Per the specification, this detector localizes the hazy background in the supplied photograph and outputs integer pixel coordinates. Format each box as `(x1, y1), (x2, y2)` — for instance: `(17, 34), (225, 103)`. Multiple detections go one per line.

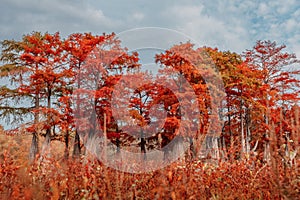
(0, 0), (299, 56)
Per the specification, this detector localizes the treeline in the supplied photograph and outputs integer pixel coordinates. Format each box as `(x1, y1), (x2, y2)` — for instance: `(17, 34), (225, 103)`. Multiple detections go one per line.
(0, 32), (299, 164)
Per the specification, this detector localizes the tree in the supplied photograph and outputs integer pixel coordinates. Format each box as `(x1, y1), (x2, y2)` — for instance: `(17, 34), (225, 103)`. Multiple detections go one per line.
(155, 42), (224, 160)
(0, 39), (32, 129)
(65, 33), (104, 157)
(20, 32), (71, 157)
(73, 32), (140, 157)
(205, 47), (265, 160)
(1, 32), (75, 160)
(244, 40), (299, 162)
(0, 32), (46, 160)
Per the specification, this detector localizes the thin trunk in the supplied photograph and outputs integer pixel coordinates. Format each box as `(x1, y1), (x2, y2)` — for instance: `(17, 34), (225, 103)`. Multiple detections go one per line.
(73, 129), (81, 157)
(220, 133), (226, 160)
(29, 133), (39, 161)
(282, 108), (290, 159)
(42, 129), (51, 157)
(116, 138), (120, 154)
(189, 136), (196, 160)
(64, 129), (69, 159)
(89, 105), (97, 139)
(103, 113), (107, 161)
(85, 100), (97, 155)
(240, 99), (246, 157)
(245, 108), (251, 154)
(205, 136), (212, 158)
(163, 134), (171, 161)
(204, 136), (219, 159)
(263, 99), (271, 163)
(29, 93), (39, 161)
(41, 88), (52, 157)
(115, 124), (120, 154)
(227, 105), (234, 160)
(212, 137), (220, 160)
(140, 130), (146, 160)
(73, 66), (81, 157)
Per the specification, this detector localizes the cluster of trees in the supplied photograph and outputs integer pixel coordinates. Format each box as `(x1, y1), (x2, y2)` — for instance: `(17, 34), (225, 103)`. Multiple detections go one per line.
(0, 32), (299, 164)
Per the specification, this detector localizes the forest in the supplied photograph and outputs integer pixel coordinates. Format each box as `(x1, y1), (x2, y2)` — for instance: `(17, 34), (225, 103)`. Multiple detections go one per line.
(0, 31), (299, 199)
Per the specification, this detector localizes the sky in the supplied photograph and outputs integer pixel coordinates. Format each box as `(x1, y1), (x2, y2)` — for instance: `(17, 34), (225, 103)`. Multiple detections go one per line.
(0, 0), (299, 130)
(0, 0), (299, 57)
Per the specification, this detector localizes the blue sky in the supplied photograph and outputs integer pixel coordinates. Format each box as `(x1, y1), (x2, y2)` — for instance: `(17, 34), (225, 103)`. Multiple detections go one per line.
(0, 0), (299, 56)
(0, 0), (299, 130)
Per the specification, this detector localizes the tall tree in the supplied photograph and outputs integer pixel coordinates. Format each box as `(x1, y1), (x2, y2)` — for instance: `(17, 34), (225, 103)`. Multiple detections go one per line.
(73, 33), (140, 157)
(0, 33), (45, 160)
(244, 40), (299, 162)
(155, 42), (223, 160)
(1, 32), (75, 160)
(19, 32), (70, 157)
(65, 33), (103, 157)
(0, 39), (32, 128)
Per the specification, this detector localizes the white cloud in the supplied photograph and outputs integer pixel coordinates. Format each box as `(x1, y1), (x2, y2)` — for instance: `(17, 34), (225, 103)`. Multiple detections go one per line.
(287, 33), (300, 57)
(275, 0), (297, 14)
(0, 0), (120, 39)
(162, 3), (251, 53)
(258, 3), (269, 16)
(0, 0), (299, 58)
(131, 12), (145, 22)
(285, 18), (298, 32)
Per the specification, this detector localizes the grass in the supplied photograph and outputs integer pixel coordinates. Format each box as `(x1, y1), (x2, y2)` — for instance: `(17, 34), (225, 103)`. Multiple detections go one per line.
(0, 131), (299, 200)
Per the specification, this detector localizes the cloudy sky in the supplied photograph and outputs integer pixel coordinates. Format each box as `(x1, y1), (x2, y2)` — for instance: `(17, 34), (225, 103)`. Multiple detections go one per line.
(0, 0), (299, 56)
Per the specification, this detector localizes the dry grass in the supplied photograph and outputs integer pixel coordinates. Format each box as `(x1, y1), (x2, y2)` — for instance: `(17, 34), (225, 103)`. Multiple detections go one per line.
(0, 131), (299, 200)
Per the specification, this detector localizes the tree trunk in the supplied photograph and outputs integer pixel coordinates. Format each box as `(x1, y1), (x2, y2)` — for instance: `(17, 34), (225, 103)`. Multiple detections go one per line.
(240, 99), (246, 158)
(64, 129), (69, 159)
(163, 135), (171, 161)
(73, 68), (81, 158)
(41, 128), (51, 158)
(85, 101), (97, 155)
(29, 133), (39, 161)
(39, 129), (51, 163)
(116, 138), (120, 154)
(41, 88), (52, 157)
(188, 136), (196, 160)
(245, 107), (251, 155)
(263, 100), (271, 163)
(140, 130), (146, 160)
(203, 135), (219, 160)
(73, 130), (81, 157)
(228, 106), (234, 158)
(212, 137), (220, 160)
(29, 93), (40, 162)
